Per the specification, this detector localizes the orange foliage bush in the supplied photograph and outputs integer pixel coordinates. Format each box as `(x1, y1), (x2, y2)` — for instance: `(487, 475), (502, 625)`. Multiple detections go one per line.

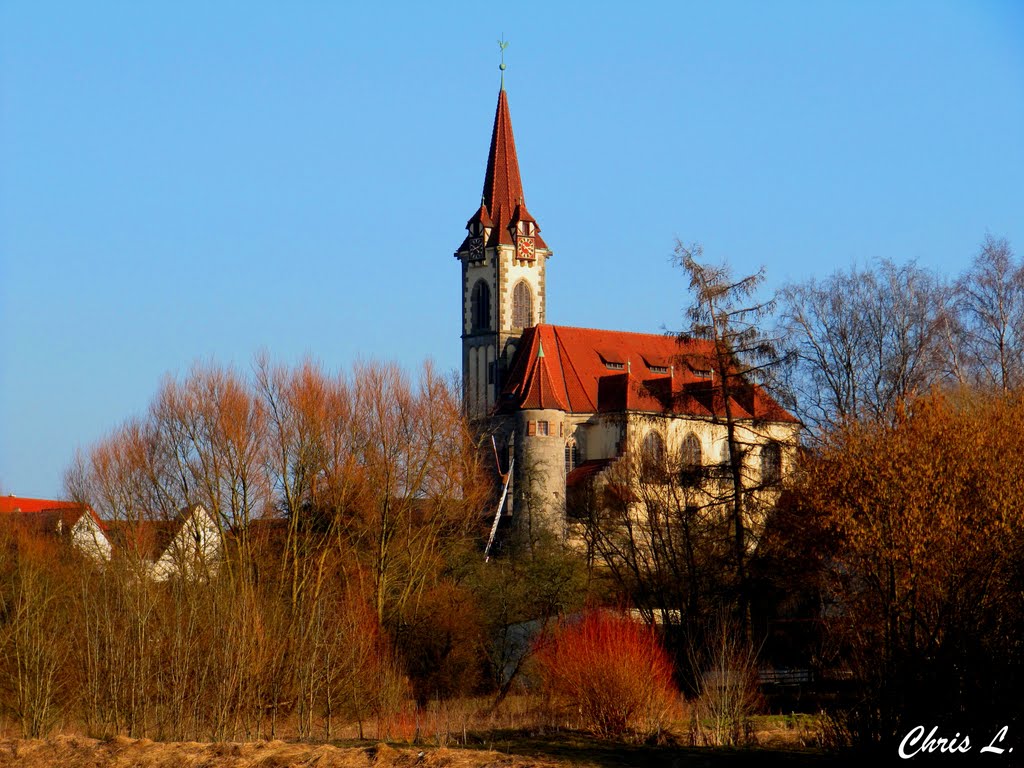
(534, 610), (678, 739)
(798, 390), (1024, 743)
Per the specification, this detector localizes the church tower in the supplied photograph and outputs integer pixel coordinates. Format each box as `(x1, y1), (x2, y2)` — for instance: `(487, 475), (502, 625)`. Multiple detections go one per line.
(454, 78), (551, 418)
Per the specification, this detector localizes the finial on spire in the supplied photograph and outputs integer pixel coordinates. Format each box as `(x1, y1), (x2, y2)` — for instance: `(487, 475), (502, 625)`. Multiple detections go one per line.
(498, 37), (509, 89)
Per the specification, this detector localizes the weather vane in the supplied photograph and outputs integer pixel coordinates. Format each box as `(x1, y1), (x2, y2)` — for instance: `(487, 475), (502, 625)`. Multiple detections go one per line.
(498, 37), (509, 87)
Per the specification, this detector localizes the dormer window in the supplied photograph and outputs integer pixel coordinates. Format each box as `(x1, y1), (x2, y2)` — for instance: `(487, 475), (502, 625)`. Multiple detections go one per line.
(597, 348), (626, 371)
(642, 354), (670, 374)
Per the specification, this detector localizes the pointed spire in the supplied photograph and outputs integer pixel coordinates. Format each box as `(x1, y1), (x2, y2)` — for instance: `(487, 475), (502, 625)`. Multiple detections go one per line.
(457, 54), (547, 254)
(520, 329), (567, 411)
(482, 88), (525, 236)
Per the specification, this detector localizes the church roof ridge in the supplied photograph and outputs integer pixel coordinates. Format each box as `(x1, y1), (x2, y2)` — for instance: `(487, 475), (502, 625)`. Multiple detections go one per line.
(551, 326), (597, 412)
(528, 323), (691, 342)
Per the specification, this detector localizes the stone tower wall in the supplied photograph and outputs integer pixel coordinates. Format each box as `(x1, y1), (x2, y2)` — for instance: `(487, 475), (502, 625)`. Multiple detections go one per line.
(513, 408), (567, 539)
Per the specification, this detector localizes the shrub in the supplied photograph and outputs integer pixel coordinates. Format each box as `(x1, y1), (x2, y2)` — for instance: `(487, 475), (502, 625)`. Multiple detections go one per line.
(534, 610), (678, 739)
(688, 612), (761, 746)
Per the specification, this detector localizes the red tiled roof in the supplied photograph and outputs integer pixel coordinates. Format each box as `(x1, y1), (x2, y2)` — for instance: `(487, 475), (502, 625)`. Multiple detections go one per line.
(0, 496), (83, 514)
(466, 202), (493, 230)
(500, 325), (797, 422)
(0, 495), (106, 530)
(566, 459), (615, 488)
(518, 340), (570, 411)
(457, 87), (548, 253)
(509, 200), (537, 227)
(0, 496), (107, 551)
(483, 88), (523, 235)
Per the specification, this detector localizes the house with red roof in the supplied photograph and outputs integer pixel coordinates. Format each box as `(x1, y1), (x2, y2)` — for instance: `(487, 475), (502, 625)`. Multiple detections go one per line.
(0, 495), (221, 579)
(454, 75), (799, 540)
(103, 504), (222, 581)
(0, 495), (112, 561)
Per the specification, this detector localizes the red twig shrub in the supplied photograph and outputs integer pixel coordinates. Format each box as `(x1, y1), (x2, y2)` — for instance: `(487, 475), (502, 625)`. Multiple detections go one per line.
(534, 610), (679, 739)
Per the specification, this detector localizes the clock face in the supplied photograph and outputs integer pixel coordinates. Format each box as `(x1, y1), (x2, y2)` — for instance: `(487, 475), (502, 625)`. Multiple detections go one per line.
(517, 236), (535, 261)
(468, 237), (484, 260)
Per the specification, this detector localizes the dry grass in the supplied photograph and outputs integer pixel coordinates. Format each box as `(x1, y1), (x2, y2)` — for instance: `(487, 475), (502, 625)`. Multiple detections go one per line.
(0, 699), (829, 767)
(0, 736), (562, 768)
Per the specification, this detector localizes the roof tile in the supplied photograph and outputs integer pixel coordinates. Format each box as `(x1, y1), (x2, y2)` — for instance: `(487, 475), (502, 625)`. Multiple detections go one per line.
(459, 87), (548, 253)
(500, 325), (797, 423)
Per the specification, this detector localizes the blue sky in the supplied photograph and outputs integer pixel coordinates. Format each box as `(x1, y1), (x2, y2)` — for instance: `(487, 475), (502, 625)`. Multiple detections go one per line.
(2, 1), (1022, 497)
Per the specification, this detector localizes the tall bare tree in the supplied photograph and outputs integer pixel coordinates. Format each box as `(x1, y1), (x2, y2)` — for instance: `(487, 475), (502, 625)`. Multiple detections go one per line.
(779, 260), (951, 437)
(577, 430), (733, 634)
(675, 242), (783, 634)
(951, 235), (1024, 391)
(59, 355), (490, 738)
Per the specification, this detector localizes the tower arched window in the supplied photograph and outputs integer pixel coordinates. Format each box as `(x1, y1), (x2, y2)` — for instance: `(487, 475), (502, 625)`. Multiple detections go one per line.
(641, 430), (665, 481)
(680, 432), (702, 485)
(761, 442), (782, 486)
(512, 281), (533, 328)
(471, 280), (491, 331)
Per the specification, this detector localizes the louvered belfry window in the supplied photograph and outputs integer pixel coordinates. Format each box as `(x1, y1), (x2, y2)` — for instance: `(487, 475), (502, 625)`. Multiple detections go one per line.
(512, 281), (533, 328)
(471, 280), (491, 331)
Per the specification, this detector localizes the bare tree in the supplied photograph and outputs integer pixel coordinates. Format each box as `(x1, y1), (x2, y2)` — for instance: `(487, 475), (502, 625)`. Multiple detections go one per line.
(340, 361), (488, 628)
(675, 242), (785, 635)
(59, 355), (493, 738)
(150, 364), (271, 535)
(689, 610), (760, 746)
(579, 435), (733, 635)
(0, 548), (72, 738)
(779, 260), (952, 436)
(951, 236), (1024, 391)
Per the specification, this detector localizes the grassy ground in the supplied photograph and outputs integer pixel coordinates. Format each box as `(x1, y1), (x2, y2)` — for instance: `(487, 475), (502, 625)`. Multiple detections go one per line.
(0, 733), (855, 768)
(0, 698), (852, 767)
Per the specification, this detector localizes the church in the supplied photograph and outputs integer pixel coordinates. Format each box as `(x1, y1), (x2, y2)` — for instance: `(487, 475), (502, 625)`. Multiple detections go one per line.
(454, 78), (799, 541)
